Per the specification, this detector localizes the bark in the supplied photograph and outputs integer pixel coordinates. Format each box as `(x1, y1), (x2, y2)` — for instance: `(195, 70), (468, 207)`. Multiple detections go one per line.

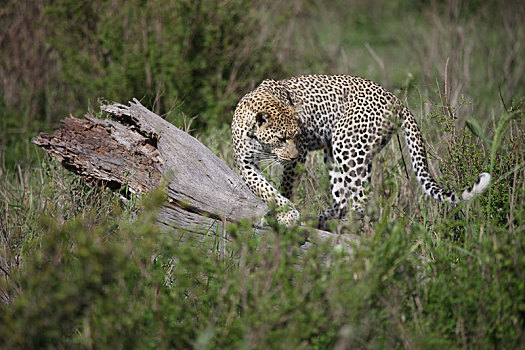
(32, 99), (357, 251)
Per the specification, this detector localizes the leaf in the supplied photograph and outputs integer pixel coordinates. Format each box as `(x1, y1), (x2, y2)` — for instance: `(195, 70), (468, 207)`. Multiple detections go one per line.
(466, 119), (492, 149)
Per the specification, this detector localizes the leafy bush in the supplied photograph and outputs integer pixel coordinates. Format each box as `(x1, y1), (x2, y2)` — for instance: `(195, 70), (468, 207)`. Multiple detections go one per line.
(44, 0), (288, 126)
(0, 0), (290, 168)
(434, 97), (525, 227)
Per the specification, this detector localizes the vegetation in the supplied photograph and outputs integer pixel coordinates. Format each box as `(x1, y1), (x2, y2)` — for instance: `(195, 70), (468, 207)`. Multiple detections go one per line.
(1, 0), (524, 348)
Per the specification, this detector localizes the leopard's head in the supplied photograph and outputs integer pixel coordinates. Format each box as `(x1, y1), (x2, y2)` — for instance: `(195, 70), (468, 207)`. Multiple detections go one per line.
(249, 98), (303, 163)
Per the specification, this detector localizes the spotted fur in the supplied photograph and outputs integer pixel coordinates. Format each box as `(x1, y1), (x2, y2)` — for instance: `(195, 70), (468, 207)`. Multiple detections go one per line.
(231, 74), (490, 227)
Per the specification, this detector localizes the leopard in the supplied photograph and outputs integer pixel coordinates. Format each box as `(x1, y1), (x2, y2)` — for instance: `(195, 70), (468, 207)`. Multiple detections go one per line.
(231, 74), (491, 228)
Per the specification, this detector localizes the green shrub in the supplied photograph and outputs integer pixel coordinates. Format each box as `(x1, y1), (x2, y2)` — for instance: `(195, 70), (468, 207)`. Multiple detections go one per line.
(1, 0), (290, 169)
(43, 0), (288, 130)
(435, 98), (525, 227)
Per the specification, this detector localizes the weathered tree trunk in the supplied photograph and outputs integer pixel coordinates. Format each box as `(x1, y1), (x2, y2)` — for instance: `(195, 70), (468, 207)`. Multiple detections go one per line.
(32, 99), (356, 251)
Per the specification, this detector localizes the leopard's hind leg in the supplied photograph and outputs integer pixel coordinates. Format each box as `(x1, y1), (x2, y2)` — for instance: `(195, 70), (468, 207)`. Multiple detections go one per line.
(318, 114), (394, 229)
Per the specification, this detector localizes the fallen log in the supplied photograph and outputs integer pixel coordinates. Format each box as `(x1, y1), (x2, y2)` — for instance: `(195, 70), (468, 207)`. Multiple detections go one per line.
(32, 99), (357, 252)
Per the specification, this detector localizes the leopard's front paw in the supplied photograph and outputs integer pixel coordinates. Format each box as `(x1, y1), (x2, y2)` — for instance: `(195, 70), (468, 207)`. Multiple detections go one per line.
(275, 208), (300, 227)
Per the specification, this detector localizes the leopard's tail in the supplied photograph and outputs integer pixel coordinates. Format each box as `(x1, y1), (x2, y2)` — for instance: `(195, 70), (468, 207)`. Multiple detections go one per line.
(401, 107), (490, 204)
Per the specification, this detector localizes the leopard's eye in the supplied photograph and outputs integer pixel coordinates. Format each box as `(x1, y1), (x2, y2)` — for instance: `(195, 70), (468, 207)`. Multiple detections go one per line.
(277, 136), (287, 142)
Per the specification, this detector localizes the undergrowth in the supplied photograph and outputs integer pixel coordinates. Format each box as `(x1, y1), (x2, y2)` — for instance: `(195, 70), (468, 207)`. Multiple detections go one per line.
(1, 173), (523, 348)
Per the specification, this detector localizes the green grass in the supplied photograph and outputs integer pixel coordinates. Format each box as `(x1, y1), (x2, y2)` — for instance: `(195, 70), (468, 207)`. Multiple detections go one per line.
(1, 0), (524, 348)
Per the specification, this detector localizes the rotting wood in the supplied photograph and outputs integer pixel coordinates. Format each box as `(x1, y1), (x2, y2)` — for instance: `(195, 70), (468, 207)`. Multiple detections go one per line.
(32, 98), (358, 252)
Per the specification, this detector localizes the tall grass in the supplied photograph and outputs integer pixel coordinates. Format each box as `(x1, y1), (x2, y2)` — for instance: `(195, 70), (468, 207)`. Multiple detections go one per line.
(0, 160), (119, 303)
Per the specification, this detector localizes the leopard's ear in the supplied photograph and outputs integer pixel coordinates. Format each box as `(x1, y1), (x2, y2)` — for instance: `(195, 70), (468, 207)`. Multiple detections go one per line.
(285, 89), (295, 107)
(255, 111), (268, 127)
